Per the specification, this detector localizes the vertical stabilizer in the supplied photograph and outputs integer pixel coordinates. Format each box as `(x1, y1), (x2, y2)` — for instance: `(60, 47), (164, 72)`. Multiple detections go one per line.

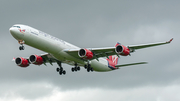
(106, 42), (120, 70)
(107, 55), (119, 65)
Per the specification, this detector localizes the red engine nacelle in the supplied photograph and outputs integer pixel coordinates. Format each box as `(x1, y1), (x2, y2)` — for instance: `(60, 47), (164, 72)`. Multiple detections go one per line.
(15, 57), (29, 67)
(115, 45), (130, 56)
(29, 55), (44, 65)
(78, 48), (93, 59)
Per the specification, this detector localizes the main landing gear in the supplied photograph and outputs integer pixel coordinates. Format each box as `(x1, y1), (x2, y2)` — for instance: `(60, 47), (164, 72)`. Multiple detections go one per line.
(56, 61), (66, 75)
(71, 64), (80, 72)
(56, 62), (93, 75)
(71, 63), (93, 72)
(84, 64), (93, 72)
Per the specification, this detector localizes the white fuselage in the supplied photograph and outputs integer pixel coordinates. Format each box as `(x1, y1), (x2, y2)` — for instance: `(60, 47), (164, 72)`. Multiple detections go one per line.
(10, 24), (113, 72)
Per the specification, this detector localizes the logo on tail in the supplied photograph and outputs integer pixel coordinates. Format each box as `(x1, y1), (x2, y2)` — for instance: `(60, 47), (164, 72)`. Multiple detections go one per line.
(107, 42), (120, 70)
(107, 55), (119, 70)
(109, 55), (118, 65)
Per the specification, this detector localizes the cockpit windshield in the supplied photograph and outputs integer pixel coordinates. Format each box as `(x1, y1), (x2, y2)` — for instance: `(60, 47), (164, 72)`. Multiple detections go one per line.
(13, 26), (21, 28)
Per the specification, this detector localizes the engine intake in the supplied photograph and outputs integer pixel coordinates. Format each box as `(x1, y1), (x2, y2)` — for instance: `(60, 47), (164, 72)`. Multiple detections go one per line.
(115, 45), (130, 56)
(29, 55), (43, 65)
(78, 48), (93, 59)
(15, 57), (29, 67)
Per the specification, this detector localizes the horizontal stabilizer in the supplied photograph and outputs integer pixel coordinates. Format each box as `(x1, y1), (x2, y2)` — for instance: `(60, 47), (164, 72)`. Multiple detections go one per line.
(115, 62), (147, 67)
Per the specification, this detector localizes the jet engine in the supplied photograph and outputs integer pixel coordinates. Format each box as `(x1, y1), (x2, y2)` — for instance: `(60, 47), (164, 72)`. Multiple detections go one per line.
(115, 45), (130, 56)
(15, 57), (29, 67)
(78, 48), (93, 59)
(29, 55), (44, 65)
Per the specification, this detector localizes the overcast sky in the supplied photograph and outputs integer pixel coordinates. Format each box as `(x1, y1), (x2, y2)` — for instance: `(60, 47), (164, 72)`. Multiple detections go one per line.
(0, 0), (180, 101)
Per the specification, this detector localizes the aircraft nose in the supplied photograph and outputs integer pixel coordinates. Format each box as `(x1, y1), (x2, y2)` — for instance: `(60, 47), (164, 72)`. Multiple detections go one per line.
(9, 26), (23, 40)
(9, 27), (15, 34)
(9, 27), (18, 35)
(9, 27), (13, 33)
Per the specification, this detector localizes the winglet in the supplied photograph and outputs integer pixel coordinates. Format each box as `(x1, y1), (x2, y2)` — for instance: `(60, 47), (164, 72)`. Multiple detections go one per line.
(167, 38), (173, 43)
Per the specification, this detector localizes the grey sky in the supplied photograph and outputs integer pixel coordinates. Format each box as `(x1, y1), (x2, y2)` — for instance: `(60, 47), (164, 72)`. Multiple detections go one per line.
(0, 0), (180, 101)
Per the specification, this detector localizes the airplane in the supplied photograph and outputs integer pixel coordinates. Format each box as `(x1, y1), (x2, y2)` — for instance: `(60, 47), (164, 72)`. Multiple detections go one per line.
(9, 24), (173, 75)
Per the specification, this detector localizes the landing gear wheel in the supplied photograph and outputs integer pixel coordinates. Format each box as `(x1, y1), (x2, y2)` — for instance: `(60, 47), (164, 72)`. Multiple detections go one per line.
(63, 70), (66, 75)
(87, 68), (90, 72)
(59, 70), (66, 75)
(59, 71), (62, 75)
(71, 68), (74, 72)
(84, 65), (87, 69)
(19, 46), (25, 50)
(74, 67), (77, 71)
(77, 66), (80, 71)
(56, 68), (60, 72)
(22, 46), (25, 50)
(91, 68), (93, 72)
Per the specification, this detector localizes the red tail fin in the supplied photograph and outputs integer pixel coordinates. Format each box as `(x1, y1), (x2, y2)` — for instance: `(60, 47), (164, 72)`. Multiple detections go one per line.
(108, 55), (119, 65)
(106, 43), (120, 70)
(107, 55), (119, 70)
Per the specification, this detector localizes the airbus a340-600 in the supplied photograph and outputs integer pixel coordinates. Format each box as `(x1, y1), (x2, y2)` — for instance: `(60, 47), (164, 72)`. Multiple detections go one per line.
(9, 24), (173, 75)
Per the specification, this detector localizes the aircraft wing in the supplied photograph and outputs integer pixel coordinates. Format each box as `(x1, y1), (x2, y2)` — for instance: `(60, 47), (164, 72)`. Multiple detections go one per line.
(128, 38), (173, 51)
(64, 47), (116, 60)
(64, 38), (173, 60)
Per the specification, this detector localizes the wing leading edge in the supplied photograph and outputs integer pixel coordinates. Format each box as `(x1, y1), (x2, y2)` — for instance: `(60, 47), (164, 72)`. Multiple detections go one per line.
(128, 38), (173, 51)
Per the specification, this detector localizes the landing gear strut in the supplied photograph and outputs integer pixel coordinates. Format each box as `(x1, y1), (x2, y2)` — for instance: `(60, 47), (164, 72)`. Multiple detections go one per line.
(56, 61), (66, 75)
(71, 64), (80, 72)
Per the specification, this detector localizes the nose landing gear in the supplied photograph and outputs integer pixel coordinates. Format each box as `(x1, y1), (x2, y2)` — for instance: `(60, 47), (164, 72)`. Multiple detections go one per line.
(18, 40), (25, 50)
(19, 46), (25, 50)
